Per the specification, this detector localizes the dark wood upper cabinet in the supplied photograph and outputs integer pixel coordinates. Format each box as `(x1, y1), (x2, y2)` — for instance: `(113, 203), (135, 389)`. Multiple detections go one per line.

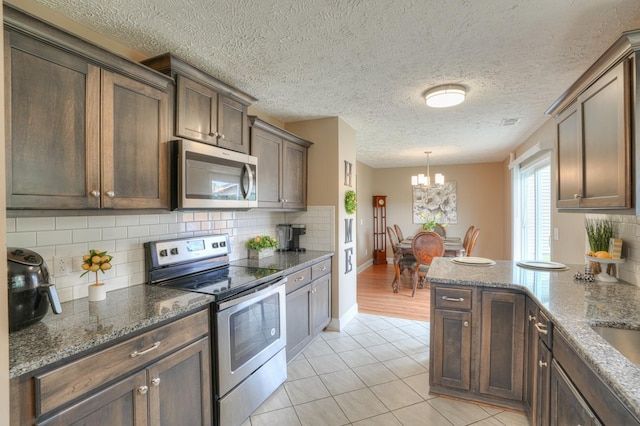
(548, 30), (639, 212)
(142, 53), (256, 154)
(249, 116), (312, 210)
(4, 5), (172, 212)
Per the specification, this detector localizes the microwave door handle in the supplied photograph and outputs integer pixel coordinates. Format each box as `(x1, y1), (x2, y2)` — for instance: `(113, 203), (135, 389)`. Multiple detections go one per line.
(242, 163), (254, 200)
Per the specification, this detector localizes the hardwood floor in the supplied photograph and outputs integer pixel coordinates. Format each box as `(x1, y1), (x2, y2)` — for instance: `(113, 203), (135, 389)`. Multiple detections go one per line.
(357, 263), (430, 322)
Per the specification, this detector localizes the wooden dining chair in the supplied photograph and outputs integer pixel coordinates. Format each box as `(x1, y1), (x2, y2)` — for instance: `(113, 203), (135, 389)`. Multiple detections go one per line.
(466, 229), (480, 256)
(434, 224), (446, 238)
(462, 226), (475, 252)
(411, 231), (444, 297)
(387, 226), (416, 290)
(394, 224), (405, 242)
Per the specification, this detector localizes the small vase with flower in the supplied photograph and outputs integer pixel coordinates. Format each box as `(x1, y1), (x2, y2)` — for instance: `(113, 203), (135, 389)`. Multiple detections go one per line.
(81, 249), (113, 301)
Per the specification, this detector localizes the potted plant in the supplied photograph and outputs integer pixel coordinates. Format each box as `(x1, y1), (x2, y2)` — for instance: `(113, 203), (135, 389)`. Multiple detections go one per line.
(585, 218), (614, 275)
(420, 211), (445, 232)
(81, 249), (113, 301)
(246, 235), (278, 259)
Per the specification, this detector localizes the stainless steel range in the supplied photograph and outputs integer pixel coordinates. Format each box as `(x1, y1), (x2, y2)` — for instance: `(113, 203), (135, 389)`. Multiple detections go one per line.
(144, 234), (287, 426)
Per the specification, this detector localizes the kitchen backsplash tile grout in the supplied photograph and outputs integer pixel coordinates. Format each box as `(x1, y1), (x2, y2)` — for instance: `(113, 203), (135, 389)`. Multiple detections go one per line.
(6, 206), (335, 302)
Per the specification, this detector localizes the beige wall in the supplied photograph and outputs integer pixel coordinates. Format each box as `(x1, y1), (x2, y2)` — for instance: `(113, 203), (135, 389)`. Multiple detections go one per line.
(286, 118), (358, 328)
(511, 118), (586, 265)
(355, 161), (374, 269)
(373, 162), (507, 261)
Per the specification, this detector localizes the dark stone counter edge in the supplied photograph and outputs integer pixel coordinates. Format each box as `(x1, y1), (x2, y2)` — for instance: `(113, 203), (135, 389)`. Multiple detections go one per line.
(9, 251), (334, 379)
(427, 274), (640, 422)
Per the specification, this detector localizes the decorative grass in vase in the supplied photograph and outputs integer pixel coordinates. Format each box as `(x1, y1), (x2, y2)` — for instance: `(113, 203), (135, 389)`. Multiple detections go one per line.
(585, 218), (614, 275)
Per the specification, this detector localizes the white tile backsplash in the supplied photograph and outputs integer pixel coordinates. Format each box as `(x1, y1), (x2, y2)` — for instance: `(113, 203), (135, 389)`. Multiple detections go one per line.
(6, 206), (335, 302)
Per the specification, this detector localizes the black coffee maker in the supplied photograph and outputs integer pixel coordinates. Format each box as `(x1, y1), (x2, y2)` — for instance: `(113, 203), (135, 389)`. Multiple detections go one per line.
(276, 224), (306, 252)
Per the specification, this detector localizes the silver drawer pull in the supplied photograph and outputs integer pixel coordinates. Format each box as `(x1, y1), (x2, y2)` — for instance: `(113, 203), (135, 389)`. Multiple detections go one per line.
(528, 314), (536, 322)
(539, 360), (548, 368)
(320, 266), (327, 271)
(151, 377), (161, 387)
(535, 322), (548, 335)
(463, 321), (469, 327)
(295, 276), (305, 282)
(130, 341), (161, 358)
(138, 385), (148, 395)
(442, 296), (465, 302)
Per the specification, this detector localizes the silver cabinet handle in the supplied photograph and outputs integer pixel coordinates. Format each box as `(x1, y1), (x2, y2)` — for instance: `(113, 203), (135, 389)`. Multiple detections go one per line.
(294, 276), (305, 282)
(320, 266), (327, 271)
(151, 377), (161, 387)
(90, 190), (100, 198)
(463, 320), (469, 327)
(219, 134), (225, 140)
(130, 341), (161, 358)
(138, 385), (148, 395)
(528, 314), (536, 322)
(535, 322), (548, 335)
(574, 193), (582, 199)
(442, 296), (465, 302)
(539, 360), (548, 368)
(106, 191), (115, 198)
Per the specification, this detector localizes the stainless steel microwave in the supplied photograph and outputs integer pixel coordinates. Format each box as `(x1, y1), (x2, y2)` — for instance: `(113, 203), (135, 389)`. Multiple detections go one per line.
(172, 139), (257, 210)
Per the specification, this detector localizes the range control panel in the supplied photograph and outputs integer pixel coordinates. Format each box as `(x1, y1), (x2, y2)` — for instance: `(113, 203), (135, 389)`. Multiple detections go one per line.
(147, 234), (231, 267)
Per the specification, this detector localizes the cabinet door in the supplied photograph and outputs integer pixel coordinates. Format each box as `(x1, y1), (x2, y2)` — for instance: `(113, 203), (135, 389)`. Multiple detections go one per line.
(556, 102), (581, 208)
(282, 141), (307, 209)
(102, 70), (169, 209)
(550, 360), (600, 426)
(479, 291), (525, 401)
(432, 309), (472, 390)
(536, 340), (551, 426)
(286, 284), (313, 361)
(5, 31), (101, 209)
(176, 75), (218, 144)
(38, 371), (148, 426)
(579, 60), (630, 208)
(524, 298), (539, 418)
(217, 95), (249, 153)
(147, 337), (212, 426)
(251, 127), (283, 208)
(311, 275), (331, 335)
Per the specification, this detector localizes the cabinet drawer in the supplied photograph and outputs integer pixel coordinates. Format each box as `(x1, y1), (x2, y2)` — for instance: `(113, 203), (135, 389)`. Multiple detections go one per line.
(535, 309), (552, 349)
(435, 287), (472, 310)
(285, 267), (312, 294)
(35, 309), (209, 416)
(311, 259), (331, 279)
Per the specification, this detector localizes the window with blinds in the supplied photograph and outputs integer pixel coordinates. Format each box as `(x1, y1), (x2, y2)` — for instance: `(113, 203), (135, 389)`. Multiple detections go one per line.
(516, 153), (551, 261)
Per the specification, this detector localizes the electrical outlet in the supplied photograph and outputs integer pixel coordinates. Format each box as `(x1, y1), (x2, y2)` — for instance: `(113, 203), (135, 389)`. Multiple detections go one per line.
(53, 256), (72, 277)
(364, 249), (368, 255)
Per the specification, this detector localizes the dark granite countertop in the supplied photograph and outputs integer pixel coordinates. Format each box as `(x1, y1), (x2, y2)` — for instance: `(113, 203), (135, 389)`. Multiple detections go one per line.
(9, 250), (333, 379)
(427, 257), (640, 421)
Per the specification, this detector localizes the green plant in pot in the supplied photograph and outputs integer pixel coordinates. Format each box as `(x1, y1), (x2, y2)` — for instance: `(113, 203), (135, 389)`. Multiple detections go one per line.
(585, 218), (614, 274)
(420, 211), (445, 232)
(246, 235), (278, 252)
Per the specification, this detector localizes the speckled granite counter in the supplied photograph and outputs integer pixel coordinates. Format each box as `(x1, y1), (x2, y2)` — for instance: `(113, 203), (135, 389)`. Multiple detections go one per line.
(9, 285), (215, 379)
(9, 250), (333, 380)
(428, 257), (640, 420)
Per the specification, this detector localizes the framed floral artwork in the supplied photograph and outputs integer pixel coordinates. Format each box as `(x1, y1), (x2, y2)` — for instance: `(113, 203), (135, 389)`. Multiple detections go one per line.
(412, 182), (457, 224)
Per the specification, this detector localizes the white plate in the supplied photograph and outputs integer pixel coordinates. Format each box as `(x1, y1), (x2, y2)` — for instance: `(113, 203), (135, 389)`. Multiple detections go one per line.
(516, 260), (568, 270)
(451, 257), (496, 266)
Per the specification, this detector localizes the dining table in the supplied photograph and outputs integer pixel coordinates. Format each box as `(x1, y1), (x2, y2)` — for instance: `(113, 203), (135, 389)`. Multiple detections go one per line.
(392, 237), (466, 292)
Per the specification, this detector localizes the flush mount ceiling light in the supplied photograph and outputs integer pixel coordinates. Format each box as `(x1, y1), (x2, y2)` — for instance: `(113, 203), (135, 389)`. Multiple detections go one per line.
(424, 84), (466, 108)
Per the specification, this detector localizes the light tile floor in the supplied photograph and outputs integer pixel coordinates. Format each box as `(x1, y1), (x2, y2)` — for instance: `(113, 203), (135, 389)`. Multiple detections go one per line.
(244, 313), (530, 426)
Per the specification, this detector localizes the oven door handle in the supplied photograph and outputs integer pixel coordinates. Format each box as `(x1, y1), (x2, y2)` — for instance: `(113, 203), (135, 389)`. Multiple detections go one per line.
(218, 276), (286, 311)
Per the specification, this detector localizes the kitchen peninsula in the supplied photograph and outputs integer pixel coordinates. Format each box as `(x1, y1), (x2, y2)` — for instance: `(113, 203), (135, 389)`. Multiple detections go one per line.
(427, 257), (640, 425)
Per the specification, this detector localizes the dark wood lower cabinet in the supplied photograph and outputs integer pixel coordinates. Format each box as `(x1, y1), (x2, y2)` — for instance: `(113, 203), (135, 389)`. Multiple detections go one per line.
(285, 259), (332, 361)
(431, 309), (472, 390)
(38, 371), (148, 426)
(536, 339), (551, 426)
(479, 291), (524, 401)
(550, 360), (600, 426)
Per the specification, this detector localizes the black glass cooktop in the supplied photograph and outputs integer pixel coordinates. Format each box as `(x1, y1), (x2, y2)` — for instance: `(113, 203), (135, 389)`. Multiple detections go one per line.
(158, 265), (282, 300)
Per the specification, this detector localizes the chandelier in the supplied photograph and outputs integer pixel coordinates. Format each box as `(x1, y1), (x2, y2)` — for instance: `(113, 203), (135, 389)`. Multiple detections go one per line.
(411, 151), (445, 188)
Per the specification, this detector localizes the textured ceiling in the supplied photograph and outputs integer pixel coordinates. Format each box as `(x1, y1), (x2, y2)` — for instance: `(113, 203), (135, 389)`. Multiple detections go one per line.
(33, 0), (640, 168)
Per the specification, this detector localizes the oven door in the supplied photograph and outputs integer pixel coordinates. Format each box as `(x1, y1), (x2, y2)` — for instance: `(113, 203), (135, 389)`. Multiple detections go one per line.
(216, 277), (286, 396)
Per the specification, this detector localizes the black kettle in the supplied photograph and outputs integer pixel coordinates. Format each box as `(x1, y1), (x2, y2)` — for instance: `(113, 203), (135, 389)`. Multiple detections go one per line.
(7, 247), (62, 331)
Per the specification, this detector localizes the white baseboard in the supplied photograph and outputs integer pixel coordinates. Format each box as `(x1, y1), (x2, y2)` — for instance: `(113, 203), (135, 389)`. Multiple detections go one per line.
(326, 303), (359, 331)
(357, 259), (373, 274)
